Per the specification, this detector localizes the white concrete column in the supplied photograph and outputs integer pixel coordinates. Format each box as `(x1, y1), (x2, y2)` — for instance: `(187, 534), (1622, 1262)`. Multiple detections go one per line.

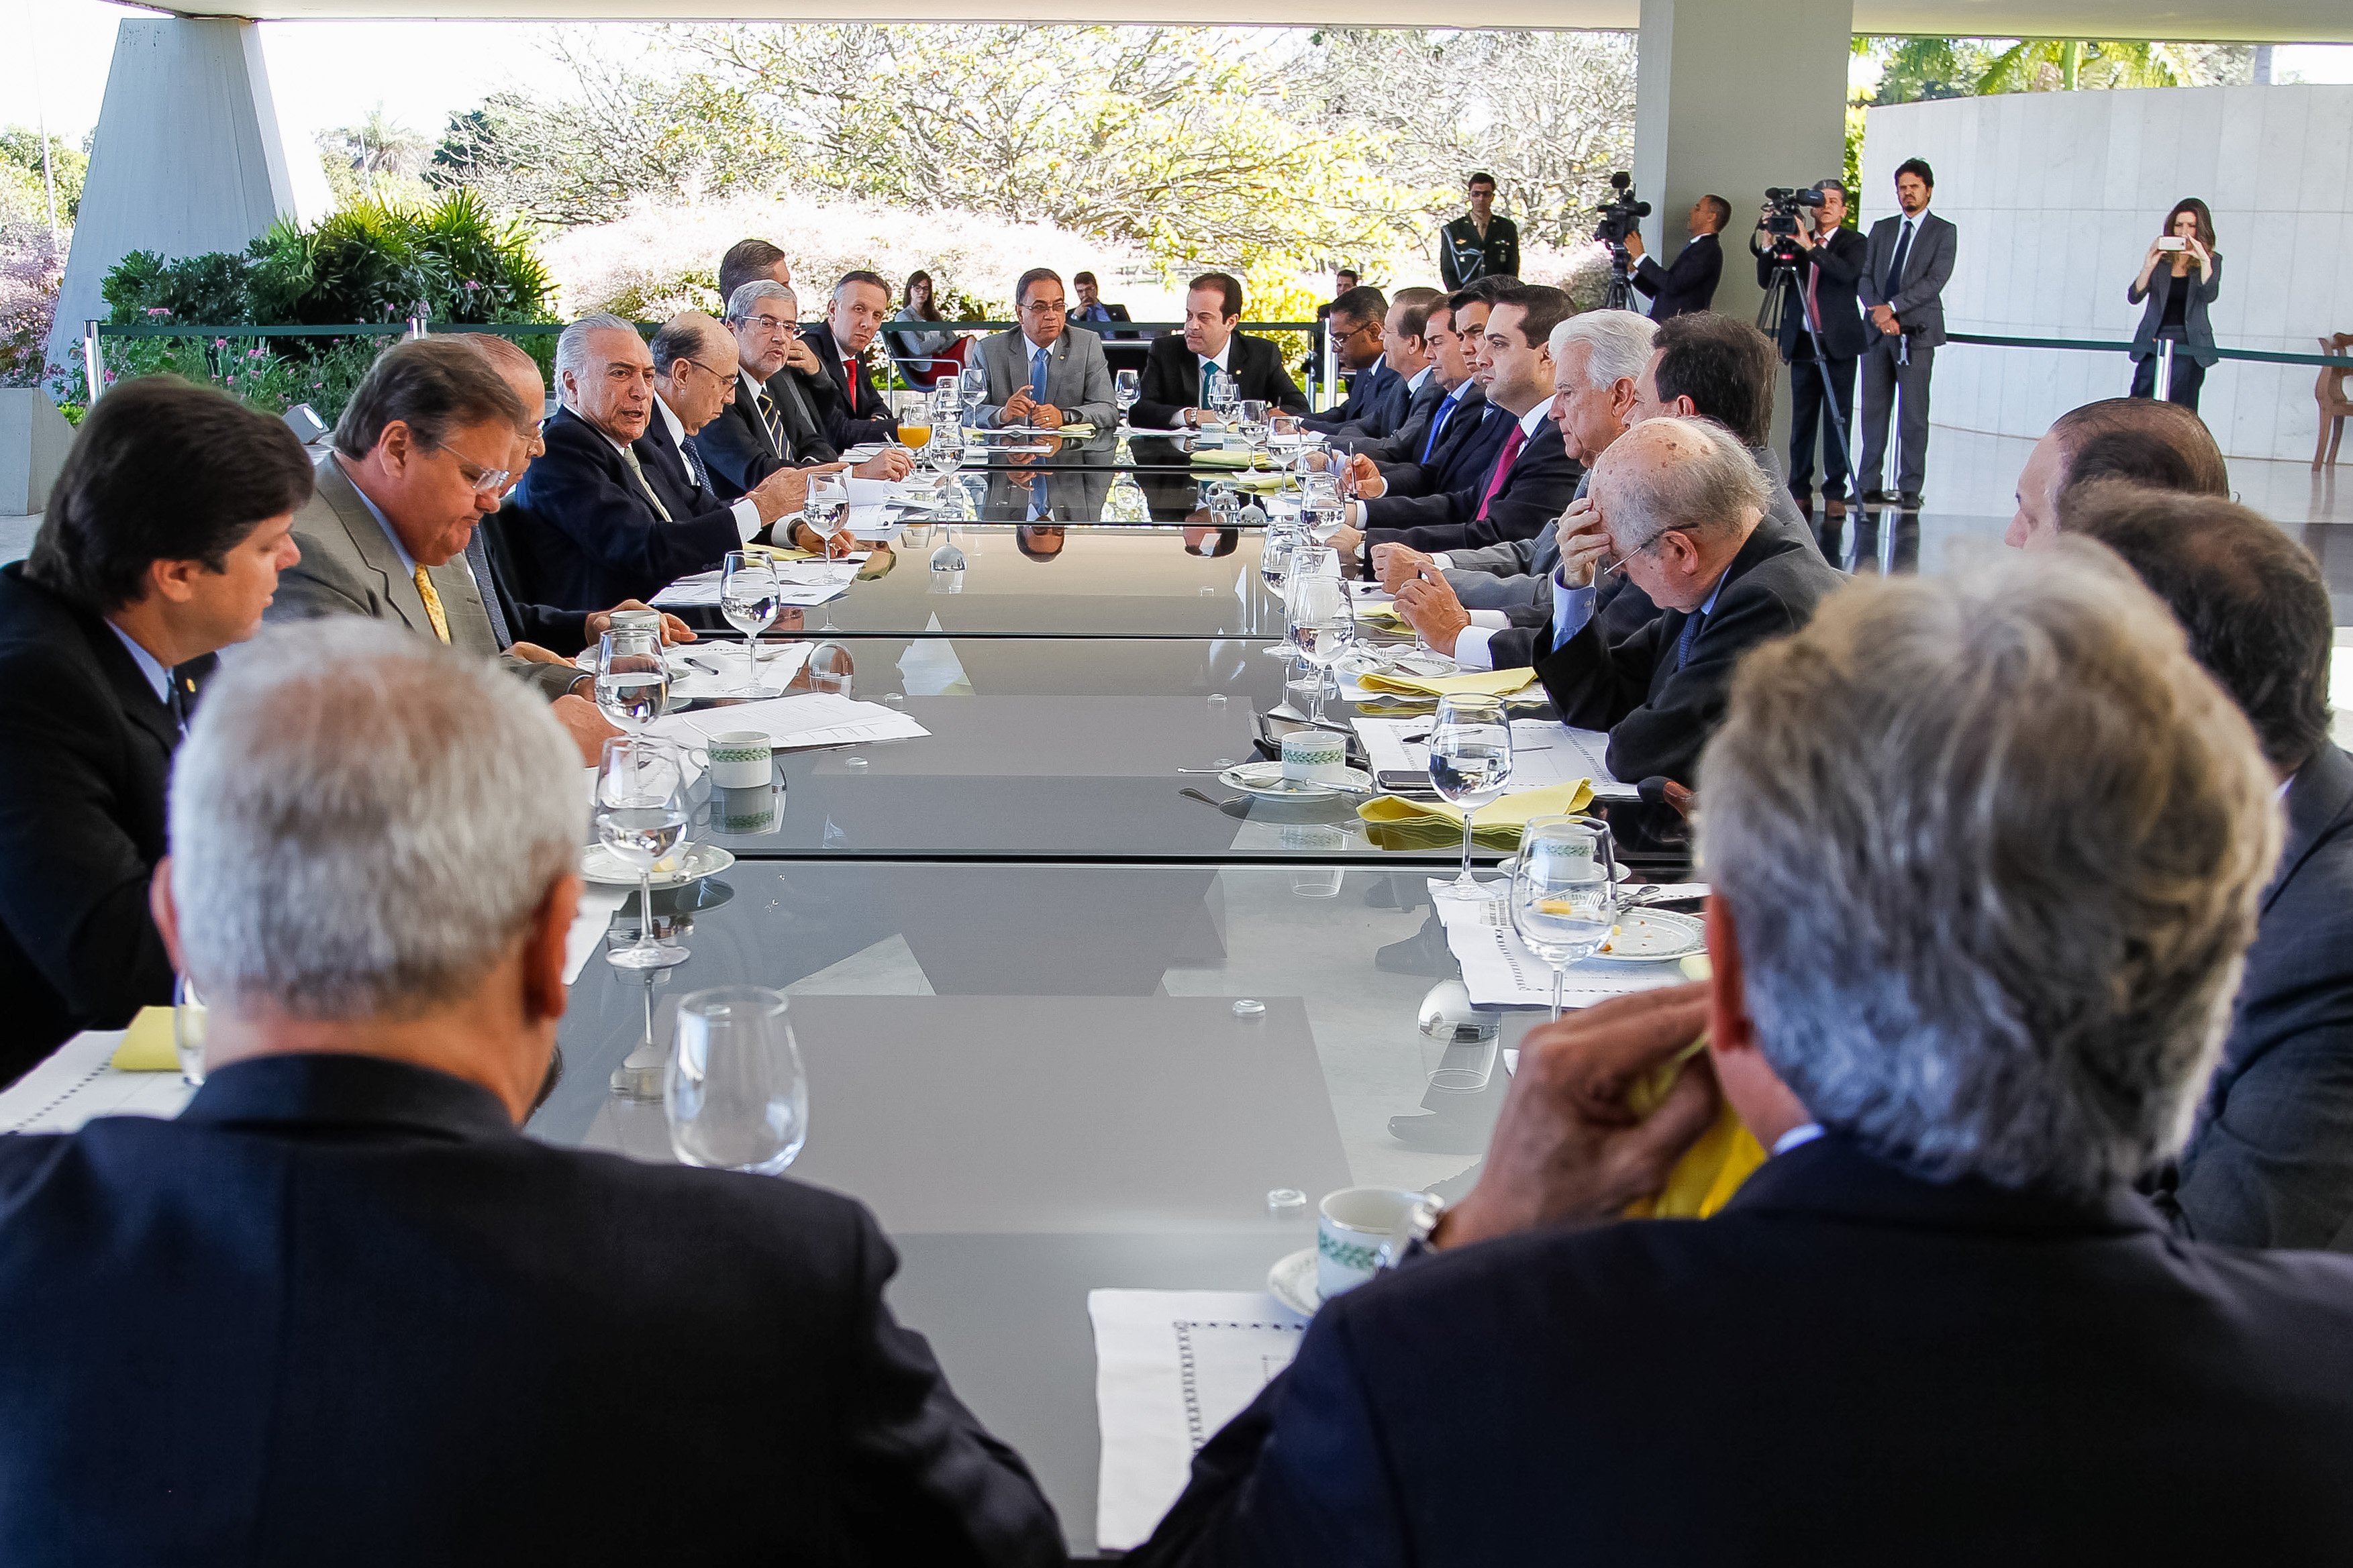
(1634, 0), (1854, 331)
(46, 18), (303, 373)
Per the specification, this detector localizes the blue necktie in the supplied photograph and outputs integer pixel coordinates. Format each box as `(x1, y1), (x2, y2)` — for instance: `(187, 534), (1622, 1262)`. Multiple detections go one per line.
(1675, 609), (1707, 670)
(1030, 346), (1050, 405)
(1421, 393), (1459, 464)
(1884, 220), (1915, 298)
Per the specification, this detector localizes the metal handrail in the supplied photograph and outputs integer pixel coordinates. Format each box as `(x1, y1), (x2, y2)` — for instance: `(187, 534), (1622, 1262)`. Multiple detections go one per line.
(1946, 330), (2353, 369)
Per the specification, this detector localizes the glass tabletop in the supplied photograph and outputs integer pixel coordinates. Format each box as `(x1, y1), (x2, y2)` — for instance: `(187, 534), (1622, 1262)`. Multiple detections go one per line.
(536, 858), (1670, 1557)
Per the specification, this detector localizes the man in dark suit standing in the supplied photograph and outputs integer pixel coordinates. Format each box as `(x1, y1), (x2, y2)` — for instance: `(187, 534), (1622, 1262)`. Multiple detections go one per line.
(1530, 417), (1842, 786)
(2064, 489), (2353, 1251)
(1129, 273), (1311, 430)
(1438, 172), (1519, 290)
(515, 313), (809, 610)
(0, 617), (1066, 1565)
(1132, 549), (2353, 1568)
(0, 378), (310, 1076)
(1752, 178), (1868, 516)
(799, 270), (902, 450)
(1625, 193), (1729, 320)
(1856, 157), (1957, 510)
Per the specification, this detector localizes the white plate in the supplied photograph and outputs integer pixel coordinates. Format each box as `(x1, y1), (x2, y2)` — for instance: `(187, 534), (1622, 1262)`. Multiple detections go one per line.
(1216, 762), (1373, 800)
(1266, 1247), (1320, 1317)
(581, 841), (737, 888)
(1585, 906), (1706, 962)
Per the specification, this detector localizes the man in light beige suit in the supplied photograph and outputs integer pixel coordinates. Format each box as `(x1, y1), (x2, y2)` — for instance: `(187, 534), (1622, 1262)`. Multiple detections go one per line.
(267, 337), (619, 762)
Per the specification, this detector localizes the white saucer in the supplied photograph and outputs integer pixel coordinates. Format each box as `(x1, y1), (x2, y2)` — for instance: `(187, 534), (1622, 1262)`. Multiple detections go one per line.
(581, 841), (737, 888)
(1217, 762), (1373, 800)
(1585, 906), (1707, 961)
(1266, 1247), (1320, 1316)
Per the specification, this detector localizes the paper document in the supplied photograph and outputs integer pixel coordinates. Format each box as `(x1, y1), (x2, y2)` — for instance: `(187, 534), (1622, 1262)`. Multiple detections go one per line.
(1354, 717), (1636, 798)
(0, 1030), (195, 1135)
(645, 691), (929, 753)
(664, 641), (817, 702)
(1090, 1289), (1307, 1551)
(651, 571), (850, 609)
(846, 505), (905, 542)
(1432, 880), (1690, 1010)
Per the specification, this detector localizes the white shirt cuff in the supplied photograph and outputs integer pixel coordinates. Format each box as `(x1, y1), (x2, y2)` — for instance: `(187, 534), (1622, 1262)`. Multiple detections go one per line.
(1429, 552), (1452, 570)
(1452, 625), (1497, 671)
(1466, 609), (1507, 629)
(731, 499), (763, 541)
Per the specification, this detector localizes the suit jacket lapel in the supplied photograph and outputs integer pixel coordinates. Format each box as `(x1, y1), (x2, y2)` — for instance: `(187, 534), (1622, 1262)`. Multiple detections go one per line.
(2266, 745), (2353, 914)
(317, 457), (425, 636)
(79, 611), (181, 758)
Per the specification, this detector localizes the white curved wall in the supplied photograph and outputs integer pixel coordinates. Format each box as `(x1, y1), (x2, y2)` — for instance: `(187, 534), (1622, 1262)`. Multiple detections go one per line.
(1858, 85), (2353, 464)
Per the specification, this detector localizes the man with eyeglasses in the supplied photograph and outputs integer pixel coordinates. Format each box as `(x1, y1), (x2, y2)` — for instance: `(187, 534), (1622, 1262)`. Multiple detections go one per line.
(1304, 284), (1398, 438)
(969, 268), (1117, 431)
(268, 337), (624, 764)
(698, 282), (917, 500)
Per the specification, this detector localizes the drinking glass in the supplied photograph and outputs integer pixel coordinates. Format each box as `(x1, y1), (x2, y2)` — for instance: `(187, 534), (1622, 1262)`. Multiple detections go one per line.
(805, 470), (852, 559)
(931, 378), (963, 425)
(960, 363), (989, 408)
(1302, 472), (1346, 544)
(718, 551), (781, 694)
(1428, 694), (1515, 902)
(594, 627), (669, 732)
(1285, 569), (1356, 723)
(892, 390), (933, 455)
(173, 973), (207, 1087)
(1207, 370), (1238, 423)
(1236, 398), (1269, 449)
(664, 986), (809, 1175)
(1509, 816), (1621, 1018)
(1115, 368), (1141, 425)
(596, 737), (691, 971)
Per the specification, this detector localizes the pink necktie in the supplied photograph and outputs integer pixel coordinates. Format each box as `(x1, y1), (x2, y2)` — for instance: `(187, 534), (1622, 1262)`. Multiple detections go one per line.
(1476, 422), (1528, 521)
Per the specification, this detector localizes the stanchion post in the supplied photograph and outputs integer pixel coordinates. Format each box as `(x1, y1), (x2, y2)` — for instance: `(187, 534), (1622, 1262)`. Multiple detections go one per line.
(2155, 337), (2174, 402)
(1320, 328), (1337, 413)
(407, 314), (430, 340)
(81, 320), (103, 405)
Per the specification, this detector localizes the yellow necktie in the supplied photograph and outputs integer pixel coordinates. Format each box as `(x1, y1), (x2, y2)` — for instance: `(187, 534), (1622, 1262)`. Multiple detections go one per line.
(412, 565), (451, 644)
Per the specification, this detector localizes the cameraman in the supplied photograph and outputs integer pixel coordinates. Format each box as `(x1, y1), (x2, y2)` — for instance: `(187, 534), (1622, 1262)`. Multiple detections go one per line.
(1750, 179), (1867, 519)
(1625, 195), (1728, 320)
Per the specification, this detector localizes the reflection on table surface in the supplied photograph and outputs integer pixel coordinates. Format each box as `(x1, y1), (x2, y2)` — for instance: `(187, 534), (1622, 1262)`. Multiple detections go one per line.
(537, 859), (1589, 1557)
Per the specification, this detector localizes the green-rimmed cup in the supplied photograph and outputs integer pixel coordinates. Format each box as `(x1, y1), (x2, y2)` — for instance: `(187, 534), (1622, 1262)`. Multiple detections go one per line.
(707, 730), (772, 790)
(1317, 1186), (1420, 1300)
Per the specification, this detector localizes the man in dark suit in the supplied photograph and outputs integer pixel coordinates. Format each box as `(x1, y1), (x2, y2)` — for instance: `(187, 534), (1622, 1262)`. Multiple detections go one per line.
(799, 270), (901, 450)
(697, 281), (839, 499)
(2007, 395), (2227, 548)
(1531, 417), (1842, 786)
(2063, 490), (2353, 1251)
(1303, 284), (1393, 435)
(1626, 194), (1729, 321)
(0, 378), (310, 1076)
(0, 617), (1066, 1565)
(515, 313), (808, 610)
(1129, 272), (1310, 430)
(1329, 289), (1445, 450)
(1856, 157), (1957, 509)
(1330, 284), (1580, 558)
(1437, 172), (1519, 290)
(1068, 270), (1132, 331)
(1352, 291), (1489, 466)
(1751, 178), (1868, 515)
(1132, 549), (2353, 1568)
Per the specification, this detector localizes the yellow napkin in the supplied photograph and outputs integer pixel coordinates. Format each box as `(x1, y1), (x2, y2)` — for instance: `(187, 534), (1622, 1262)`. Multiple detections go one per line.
(1229, 472), (1289, 494)
(746, 541), (815, 562)
(1354, 666), (1537, 698)
(1620, 951), (1766, 1218)
(110, 1006), (179, 1071)
(1052, 423), (1097, 438)
(1189, 450), (1269, 470)
(1357, 779), (1595, 851)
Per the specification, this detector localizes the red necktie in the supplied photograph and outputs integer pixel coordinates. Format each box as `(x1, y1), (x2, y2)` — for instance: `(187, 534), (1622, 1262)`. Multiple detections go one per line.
(1476, 421), (1528, 520)
(842, 358), (862, 415)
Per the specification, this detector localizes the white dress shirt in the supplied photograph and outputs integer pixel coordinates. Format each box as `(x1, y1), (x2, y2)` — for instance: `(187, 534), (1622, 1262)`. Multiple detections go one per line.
(649, 397), (762, 542)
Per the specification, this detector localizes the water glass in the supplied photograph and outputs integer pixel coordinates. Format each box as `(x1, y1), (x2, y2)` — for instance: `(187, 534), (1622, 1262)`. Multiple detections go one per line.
(665, 986), (809, 1175)
(594, 627), (669, 731)
(1509, 817), (1621, 1018)
(1206, 369), (1238, 422)
(1428, 694), (1515, 902)
(173, 972), (207, 1087)
(960, 363), (989, 407)
(718, 551), (781, 694)
(805, 470), (852, 559)
(1284, 569), (1356, 724)
(596, 737), (691, 971)
(1115, 368), (1141, 425)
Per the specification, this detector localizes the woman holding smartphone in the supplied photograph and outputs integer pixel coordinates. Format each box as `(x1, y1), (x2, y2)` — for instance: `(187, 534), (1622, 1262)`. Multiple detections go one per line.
(2127, 199), (2221, 411)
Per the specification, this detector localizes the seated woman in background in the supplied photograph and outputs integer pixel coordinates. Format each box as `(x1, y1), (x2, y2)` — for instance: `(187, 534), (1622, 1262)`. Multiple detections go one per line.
(890, 269), (964, 386)
(0, 377), (312, 1078)
(2127, 197), (2221, 412)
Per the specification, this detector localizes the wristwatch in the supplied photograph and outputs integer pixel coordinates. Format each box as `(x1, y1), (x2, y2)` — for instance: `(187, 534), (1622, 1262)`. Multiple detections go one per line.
(1375, 1193), (1447, 1273)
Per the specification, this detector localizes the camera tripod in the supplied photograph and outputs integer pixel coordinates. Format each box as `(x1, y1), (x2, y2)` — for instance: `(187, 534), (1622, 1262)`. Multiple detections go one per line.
(1602, 242), (1637, 312)
(1757, 239), (1854, 490)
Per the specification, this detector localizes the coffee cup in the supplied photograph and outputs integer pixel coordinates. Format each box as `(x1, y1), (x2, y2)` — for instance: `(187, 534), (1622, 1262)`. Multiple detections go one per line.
(1281, 729), (1348, 786)
(1317, 1186), (1420, 1299)
(706, 730), (772, 790)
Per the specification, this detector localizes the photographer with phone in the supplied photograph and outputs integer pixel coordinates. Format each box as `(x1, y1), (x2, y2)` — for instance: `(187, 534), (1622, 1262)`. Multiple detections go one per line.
(2129, 199), (2221, 413)
(1751, 179), (1868, 518)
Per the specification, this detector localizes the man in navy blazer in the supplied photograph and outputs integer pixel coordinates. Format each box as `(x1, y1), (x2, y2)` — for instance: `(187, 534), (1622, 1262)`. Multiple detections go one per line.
(1303, 284), (1393, 434)
(1131, 547), (2353, 1567)
(0, 618), (1068, 1567)
(1352, 293), (1491, 466)
(514, 313), (808, 609)
(1625, 193), (1728, 320)
(2064, 488), (2353, 1251)
(1129, 274), (1310, 430)
(799, 271), (903, 449)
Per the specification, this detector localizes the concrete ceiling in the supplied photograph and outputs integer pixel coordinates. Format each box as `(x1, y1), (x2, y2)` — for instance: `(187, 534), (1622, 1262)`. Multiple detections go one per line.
(134, 0), (2353, 44)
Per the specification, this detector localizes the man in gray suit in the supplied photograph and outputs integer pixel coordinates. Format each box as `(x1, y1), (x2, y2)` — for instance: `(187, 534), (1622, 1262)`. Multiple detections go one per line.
(266, 337), (619, 763)
(968, 268), (1117, 431)
(1855, 157), (1957, 510)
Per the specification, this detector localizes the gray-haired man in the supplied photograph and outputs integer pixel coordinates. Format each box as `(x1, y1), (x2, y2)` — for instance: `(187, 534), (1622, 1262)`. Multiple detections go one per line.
(0, 617), (1066, 1564)
(1132, 549), (2353, 1566)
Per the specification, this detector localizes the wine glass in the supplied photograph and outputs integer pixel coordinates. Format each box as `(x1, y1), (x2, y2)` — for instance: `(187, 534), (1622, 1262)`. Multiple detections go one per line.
(1428, 694), (1515, 902)
(594, 627), (669, 732)
(173, 973), (207, 1088)
(805, 470), (852, 559)
(1207, 370), (1238, 424)
(1115, 368), (1140, 427)
(664, 985), (809, 1175)
(892, 391), (933, 458)
(960, 363), (989, 409)
(1509, 816), (1621, 1018)
(1284, 568), (1356, 724)
(718, 552), (781, 695)
(1236, 398), (1269, 452)
(1302, 472), (1346, 545)
(596, 737), (692, 971)
(931, 377), (963, 426)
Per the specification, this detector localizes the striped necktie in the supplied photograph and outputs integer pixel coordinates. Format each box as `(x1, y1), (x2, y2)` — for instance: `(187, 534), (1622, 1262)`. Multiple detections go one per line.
(680, 433), (712, 494)
(411, 566), (451, 645)
(618, 444), (672, 523)
(756, 388), (783, 451)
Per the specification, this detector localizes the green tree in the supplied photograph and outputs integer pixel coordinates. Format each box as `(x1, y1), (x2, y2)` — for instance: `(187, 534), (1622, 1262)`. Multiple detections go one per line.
(1976, 38), (2209, 93)
(0, 127), (87, 227)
